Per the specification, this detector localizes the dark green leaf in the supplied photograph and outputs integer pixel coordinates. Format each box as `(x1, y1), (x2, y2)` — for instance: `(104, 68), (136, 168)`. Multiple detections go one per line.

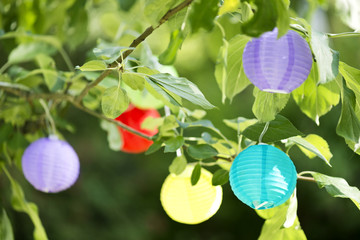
(241, 0), (290, 38)
(242, 115), (303, 143)
(148, 74), (215, 109)
(212, 169), (229, 186)
(336, 84), (360, 146)
(187, 144), (218, 159)
(159, 29), (185, 65)
(118, 0), (137, 11)
(306, 171), (360, 210)
(101, 86), (129, 118)
(191, 163), (202, 185)
(169, 155), (187, 175)
(100, 120), (122, 151)
(0, 208), (14, 240)
(145, 141), (163, 155)
(164, 136), (184, 152)
(310, 31), (339, 84)
(215, 35), (251, 102)
(188, 0), (219, 33)
(252, 88), (290, 122)
(292, 63), (340, 125)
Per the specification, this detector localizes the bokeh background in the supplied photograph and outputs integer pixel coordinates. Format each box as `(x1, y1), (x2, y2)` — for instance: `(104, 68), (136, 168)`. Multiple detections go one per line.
(1, 0), (360, 239)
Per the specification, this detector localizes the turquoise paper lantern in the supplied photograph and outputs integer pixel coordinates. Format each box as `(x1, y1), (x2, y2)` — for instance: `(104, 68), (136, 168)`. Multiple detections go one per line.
(229, 144), (297, 209)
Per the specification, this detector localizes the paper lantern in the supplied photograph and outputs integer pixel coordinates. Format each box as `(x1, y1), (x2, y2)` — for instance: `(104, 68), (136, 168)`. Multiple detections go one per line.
(22, 137), (80, 193)
(115, 105), (160, 153)
(242, 28), (312, 93)
(229, 144), (297, 209)
(160, 166), (222, 224)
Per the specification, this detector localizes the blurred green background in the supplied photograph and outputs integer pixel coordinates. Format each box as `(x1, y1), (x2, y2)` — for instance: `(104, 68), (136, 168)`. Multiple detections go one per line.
(1, 0), (360, 239)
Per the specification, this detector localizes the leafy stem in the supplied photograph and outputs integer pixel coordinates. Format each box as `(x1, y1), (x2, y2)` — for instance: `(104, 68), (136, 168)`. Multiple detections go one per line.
(75, 0), (195, 104)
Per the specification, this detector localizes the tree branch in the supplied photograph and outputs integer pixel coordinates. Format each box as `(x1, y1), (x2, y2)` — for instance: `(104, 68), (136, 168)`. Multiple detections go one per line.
(75, 0), (194, 103)
(0, 86), (154, 140)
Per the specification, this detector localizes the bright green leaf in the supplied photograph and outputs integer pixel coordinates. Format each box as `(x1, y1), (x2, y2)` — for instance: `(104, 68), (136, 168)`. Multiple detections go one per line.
(191, 163), (202, 185)
(0, 101), (32, 126)
(77, 60), (107, 72)
(35, 54), (58, 91)
(287, 135), (332, 166)
(159, 29), (185, 65)
(219, 0), (240, 15)
(292, 63), (340, 125)
(224, 117), (258, 132)
(148, 73), (215, 109)
(252, 88), (290, 122)
(306, 171), (360, 210)
(242, 115), (303, 143)
(339, 61), (360, 98)
(188, 0), (219, 33)
(215, 35), (251, 102)
(141, 116), (163, 131)
(0, 209), (14, 240)
(122, 72), (145, 91)
(8, 42), (56, 64)
(101, 86), (129, 118)
(121, 84), (164, 109)
(310, 31), (339, 84)
(212, 169), (229, 186)
(100, 120), (123, 151)
(283, 191), (298, 228)
(187, 144), (218, 159)
(169, 155), (187, 175)
(164, 136), (184, 152)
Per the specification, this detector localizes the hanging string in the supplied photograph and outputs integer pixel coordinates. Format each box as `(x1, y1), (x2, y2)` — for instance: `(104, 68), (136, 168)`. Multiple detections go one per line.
(258, 121), (270, 144)
(39, 99), (57, 138)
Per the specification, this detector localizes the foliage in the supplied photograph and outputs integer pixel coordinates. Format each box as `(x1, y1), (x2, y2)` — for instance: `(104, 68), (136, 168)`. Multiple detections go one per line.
(1, 0), (360, 239)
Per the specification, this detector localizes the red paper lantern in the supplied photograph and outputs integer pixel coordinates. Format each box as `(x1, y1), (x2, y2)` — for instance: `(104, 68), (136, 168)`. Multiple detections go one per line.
(115, 105), (160, 153)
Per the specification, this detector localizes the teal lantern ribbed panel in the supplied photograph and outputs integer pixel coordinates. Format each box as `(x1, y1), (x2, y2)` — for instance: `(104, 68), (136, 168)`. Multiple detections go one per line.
(229, 144), (297, 209)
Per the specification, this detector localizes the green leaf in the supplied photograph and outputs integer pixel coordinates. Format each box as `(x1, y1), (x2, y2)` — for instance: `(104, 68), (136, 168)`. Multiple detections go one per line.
(100, 120), (123, 151)
(306, 171), (360, 210)
(242, 115), (303, 143)
(144, 0), (178, 26)
(93, 46), (132, 64)
(287, 135), (332, 166)
(215, 35), (251, 102)
(283, 191), (298, 228)
(201, 132), (217, 144)
(191, 163), (202, 185)
(169, 155), (187, 175)
(159, 29), (185, 65)
(0, 101), (32, 126)
(145, 141), (163, 155)
(336, 84), (360, 147)
(148, 73), (215, 109)
(8, 42), (56, 64)
(223, 117), (258, 132)
(292, 63), (340, 125)
(101, 86), (129, 118)
(0, 209), (14, 240)
(141, 116), (163, 131)
(1, 166), (48, 240)
(241, 0), (290, 38)
(252, 88), (290, 122)
(77, 60), (107, 71)
(187, 144), (218, 159)
(219, 0), (240, 15)
(122, 84), (164, 109)
(212, 169), (229, 186)
(122, 72), (145, 90)
(159, 115), (179, 135)
(339, 61), (360, 98)
(35, 54), (58, 91)
(256, 198), (306, 240)
(164, 136), (184, 153)
(310, 31), (339, 84)
(188, 0), (219, 33)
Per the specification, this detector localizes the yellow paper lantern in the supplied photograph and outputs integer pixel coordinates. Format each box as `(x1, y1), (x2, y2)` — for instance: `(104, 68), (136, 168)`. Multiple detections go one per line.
(160, 165), (223, 224)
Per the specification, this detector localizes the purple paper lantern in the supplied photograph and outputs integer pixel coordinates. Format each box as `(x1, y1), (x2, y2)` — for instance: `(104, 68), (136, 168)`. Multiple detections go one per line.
(22, 137), (80, 193)
(242, 28), (313, 93)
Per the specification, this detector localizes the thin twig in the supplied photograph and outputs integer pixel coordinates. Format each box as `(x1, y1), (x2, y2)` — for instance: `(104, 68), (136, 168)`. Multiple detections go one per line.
(76, 0), (194, 103)
(297, 175), (316, 183)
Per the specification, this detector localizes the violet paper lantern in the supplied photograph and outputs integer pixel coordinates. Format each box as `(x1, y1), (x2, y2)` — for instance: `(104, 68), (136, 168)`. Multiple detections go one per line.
(229, 144), (297, 209)
(242, 28), (313, 93)
(22, 137), (80, 193)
